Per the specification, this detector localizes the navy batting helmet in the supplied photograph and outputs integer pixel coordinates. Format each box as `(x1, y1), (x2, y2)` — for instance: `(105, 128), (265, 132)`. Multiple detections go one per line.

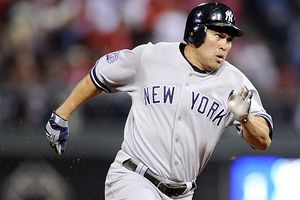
(184, 2), (243, 46)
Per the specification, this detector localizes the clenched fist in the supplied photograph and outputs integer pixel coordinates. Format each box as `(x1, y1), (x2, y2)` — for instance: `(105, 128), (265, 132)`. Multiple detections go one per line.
(45, 111), (69, 155)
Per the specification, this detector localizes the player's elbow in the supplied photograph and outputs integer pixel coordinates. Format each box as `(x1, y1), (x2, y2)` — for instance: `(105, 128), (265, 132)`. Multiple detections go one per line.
(253, 137), (271, 151)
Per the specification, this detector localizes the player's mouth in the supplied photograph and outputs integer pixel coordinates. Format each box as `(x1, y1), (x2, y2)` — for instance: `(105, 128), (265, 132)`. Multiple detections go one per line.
(216, 55), (224, 63)
(217, 54), (224, 59)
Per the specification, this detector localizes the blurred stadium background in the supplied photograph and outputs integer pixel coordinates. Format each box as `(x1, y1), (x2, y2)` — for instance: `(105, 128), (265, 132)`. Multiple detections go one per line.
(0, 0), (300, 199)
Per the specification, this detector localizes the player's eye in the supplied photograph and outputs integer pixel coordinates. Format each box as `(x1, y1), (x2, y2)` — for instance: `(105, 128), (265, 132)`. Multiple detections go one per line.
(227, 37), (234, 42)
(217, 33), (230, 41)
(216, 33), (224, 38)
(217, 33), (234, 43)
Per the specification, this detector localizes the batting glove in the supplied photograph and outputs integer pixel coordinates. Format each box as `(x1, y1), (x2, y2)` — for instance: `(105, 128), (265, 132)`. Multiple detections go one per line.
(228, 86), (252, 122)
(45, 111), (69, 155)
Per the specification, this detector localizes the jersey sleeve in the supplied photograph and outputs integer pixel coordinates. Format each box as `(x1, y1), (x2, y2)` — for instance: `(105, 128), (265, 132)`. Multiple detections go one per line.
(90, 44), (149, 93)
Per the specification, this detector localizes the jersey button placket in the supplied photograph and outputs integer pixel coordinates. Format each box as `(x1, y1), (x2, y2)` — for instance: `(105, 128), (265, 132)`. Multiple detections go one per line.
(171, 73), (190, 171)
(174, 135), (181, 168)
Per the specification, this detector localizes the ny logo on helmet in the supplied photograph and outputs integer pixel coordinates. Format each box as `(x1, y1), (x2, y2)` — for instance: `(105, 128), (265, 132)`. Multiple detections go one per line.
(225, 10), (233, 23)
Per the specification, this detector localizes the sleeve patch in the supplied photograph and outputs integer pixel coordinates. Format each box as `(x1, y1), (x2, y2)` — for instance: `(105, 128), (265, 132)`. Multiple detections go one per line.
(106, 51), (120, 63)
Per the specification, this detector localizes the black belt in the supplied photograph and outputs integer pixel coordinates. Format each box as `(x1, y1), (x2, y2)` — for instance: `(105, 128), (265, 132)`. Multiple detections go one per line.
(122, 159), (197, 197)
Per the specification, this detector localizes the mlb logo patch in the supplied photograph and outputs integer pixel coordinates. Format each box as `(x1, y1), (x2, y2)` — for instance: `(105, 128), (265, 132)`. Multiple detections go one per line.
(106, 51), (120, 63)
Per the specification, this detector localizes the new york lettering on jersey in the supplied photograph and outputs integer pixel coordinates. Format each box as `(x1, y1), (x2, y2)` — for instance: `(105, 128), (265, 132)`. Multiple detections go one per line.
(143, 85), (176, 105)
(191, 91), (226, 126)
(143, 85), (226, 126)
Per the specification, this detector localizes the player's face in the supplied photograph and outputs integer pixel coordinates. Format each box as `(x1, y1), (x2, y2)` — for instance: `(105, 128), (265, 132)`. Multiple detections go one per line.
(195, 29), (233, 72)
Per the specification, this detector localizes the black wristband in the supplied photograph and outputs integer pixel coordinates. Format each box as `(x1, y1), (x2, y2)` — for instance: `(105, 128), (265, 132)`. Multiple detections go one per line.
(241, 117), (248, 123)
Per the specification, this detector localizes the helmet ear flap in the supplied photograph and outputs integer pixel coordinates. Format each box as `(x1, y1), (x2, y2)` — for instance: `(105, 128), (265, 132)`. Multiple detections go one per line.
(185, 25), (207, 47)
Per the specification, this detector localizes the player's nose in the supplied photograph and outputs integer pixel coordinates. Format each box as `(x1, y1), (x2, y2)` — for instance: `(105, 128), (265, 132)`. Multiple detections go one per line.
(219, 38), (232, 52)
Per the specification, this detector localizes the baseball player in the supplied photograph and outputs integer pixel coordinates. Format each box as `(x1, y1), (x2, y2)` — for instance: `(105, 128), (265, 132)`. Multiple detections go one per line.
(45, 2), (273, 200)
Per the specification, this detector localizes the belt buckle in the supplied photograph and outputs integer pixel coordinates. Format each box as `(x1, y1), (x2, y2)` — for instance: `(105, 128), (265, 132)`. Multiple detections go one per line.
(157, 182), (186, 197)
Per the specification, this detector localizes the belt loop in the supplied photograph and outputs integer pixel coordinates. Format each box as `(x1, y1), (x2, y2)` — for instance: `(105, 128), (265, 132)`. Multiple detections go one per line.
(135, 162), (148, 176)
(183, 181), (197, 195)
(185, 182), (192, 193)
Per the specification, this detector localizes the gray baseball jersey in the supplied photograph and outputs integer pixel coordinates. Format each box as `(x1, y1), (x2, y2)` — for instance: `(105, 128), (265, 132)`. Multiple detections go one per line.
(90, 42), (273, 183)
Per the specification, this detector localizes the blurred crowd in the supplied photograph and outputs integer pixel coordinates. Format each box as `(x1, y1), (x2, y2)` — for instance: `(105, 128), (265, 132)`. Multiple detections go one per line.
(0, 0), (300, 132)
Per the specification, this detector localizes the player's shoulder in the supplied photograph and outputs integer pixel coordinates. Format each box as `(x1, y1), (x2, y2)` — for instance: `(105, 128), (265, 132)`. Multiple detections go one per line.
(221, 61), (247, 77)
(133, 42), (180, 57)
(220, 61), (254, 86)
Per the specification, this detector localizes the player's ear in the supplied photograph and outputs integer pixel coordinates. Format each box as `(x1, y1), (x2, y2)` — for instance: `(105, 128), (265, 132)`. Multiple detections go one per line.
(187, 42), (201, 49)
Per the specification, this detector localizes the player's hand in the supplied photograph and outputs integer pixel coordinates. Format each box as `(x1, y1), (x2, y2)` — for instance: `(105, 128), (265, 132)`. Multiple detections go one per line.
(228, 86), (252, 122)
(45, 111), (69, 155)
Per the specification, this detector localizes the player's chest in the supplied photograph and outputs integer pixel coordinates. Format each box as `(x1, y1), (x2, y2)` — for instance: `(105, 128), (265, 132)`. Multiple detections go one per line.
(140, 61), (233, 108)
(140, 80), (230, 127)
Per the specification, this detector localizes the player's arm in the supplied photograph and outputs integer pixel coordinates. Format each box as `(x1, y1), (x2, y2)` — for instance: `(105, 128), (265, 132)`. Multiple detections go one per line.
(228, 86), (271, 150)
(45, 75), (102, 155)
(45, 46), (143, 155)
(56, 75), (102, 120)
(239, 115), (271, 150)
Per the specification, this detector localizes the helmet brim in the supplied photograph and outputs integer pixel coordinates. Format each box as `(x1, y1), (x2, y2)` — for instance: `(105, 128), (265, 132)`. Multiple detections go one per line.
(206, 23), (243, 37)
